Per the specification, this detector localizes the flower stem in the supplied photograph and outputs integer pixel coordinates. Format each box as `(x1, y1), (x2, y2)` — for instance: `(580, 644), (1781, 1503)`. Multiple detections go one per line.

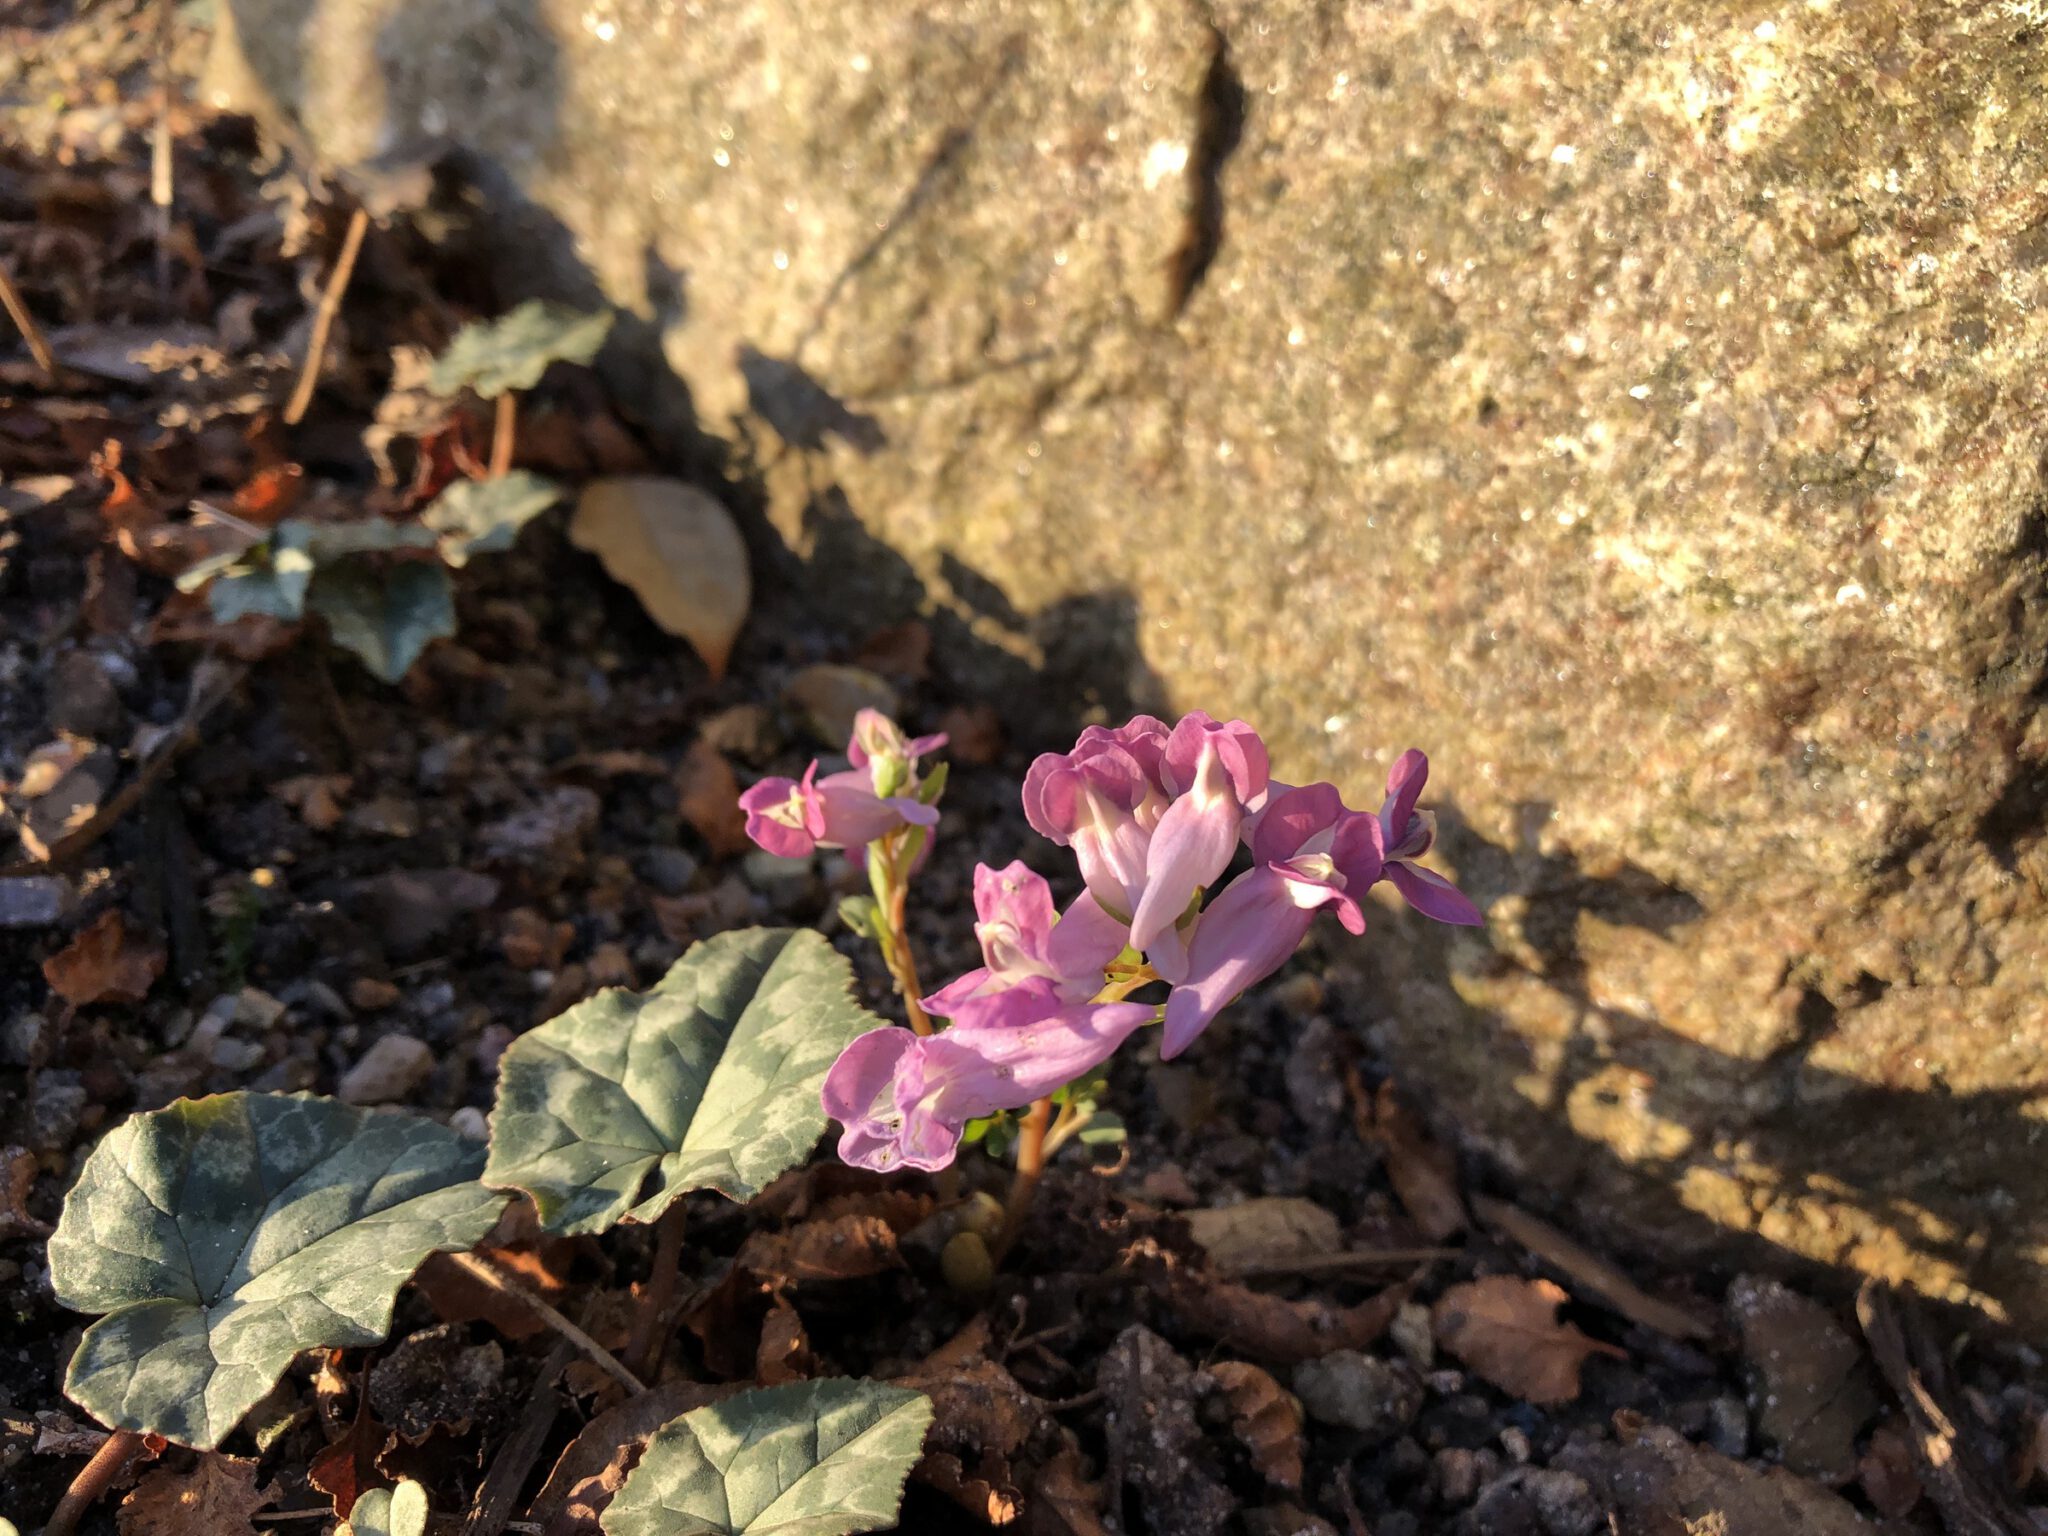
(489, 389), (517, 478)
(868, 834), (932, 1036)
(43, 1428), (147, 1536)
(624, 1203), (687, 1382)
(993, 1096), (1054, 1262)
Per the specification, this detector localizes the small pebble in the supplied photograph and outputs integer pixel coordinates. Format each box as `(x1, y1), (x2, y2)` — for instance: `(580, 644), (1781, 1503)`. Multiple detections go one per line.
(1390, 1300), (1436, 1370)
(1293, 1351), (1423, 1441)
(350, 977), (402, 1011)
(1525, 1468), (1603, 1536)
(0, 877), (70, 929)
(338, 1034), (435, 1104)
(637, 846), (700, 895)
(448, 1107), (489, 1141)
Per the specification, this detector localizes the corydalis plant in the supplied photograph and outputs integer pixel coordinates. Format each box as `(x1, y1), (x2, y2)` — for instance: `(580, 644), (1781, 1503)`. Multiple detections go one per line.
(774, 712), (1481, 1185)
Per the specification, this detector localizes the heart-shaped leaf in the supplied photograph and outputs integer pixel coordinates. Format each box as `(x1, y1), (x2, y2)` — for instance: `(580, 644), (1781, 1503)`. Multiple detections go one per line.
(421, 472), (562, 566)
(308, 561), (457, 683)
(603, 1380), (932, 1536)
(569, 477), (750, 679)
(485, 928), (876, 1235)
(429, 302), (614, 399)
(49, 1093), (507, 1449)
(339, 1480), (429, 1536)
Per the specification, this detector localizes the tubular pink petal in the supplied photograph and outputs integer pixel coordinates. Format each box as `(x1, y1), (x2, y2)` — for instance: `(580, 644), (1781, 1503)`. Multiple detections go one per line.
(1128, 778), (1240, 949)
(1382, 749), (1430, 836)
(1044, 890), (1129, 984)
(1387, 861), (1484, 925)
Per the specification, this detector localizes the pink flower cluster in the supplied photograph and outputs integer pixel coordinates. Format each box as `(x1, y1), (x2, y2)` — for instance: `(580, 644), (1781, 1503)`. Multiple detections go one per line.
(737, 710), (945, 861)
(750, 711), (1481, 1174)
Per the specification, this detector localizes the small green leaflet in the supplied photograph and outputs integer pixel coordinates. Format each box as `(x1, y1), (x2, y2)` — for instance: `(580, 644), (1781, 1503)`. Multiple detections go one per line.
(48, 1093), (506, 1449)
(485, 928), (879, 1236)
(308, 560), (457, 683)
(603, 1380), (933, 1536)
(428, 302), (614, 399)
(339, 1480), (429, 1536)
(421, 472), (562, 566)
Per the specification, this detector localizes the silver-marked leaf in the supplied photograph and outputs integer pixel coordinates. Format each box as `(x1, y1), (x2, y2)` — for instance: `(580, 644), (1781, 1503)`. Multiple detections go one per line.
(421, 472), (562, 567)
(49, 1093), (507, 1449)
(308, 560), (457, 683)
(202, 524), (318, 621)
(485, 928), (876, 1236)
(428, 302), (614, 399)
(339, 1479), (429, 1536)
(603, 1380), (932, 1536)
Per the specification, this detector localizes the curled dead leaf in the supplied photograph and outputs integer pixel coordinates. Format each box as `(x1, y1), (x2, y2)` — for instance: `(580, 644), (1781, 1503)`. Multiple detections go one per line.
(1433, 1275), (1625, 1406)
(1143, 1238), (1412, 1365)
(44, 909), (165, 1006)
(756, 1300), (815, 1385)
(1207, 1361), (1304, 1490)
(1359, 1075), (1467, 1242)
(117, 1453), (276, 1536)
(569, 477), (749, 678)
(735, 1212), (905, 1285)
(0, 1145), (49, 1238)
(917, 1450), (1022, 1527)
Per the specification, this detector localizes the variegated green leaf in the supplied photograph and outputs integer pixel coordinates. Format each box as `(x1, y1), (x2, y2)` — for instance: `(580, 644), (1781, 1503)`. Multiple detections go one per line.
(49, 1093), (506, 1449)
(603, 1381), (932, 1536)
(428, 302), (614, 399)
(421, 472), (561, 566)
(485, 928), (876, 1236)
(308, 560), (457, 683)
(340, 1479), (429, 1536)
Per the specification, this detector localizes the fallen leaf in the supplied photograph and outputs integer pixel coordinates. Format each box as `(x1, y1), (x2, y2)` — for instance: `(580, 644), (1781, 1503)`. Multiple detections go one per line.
(117, 1454), (276, 1536)
(414, 1240), (582, 1341)
(782, 663), (897, 747)
(917, 1451), (1021, 1526)
(1361, 1077), (1466, 1242)
(528, 1381), (739, 1536)
(43, 909), (165, 1006)
(0, 1146), (49, 1237)
(1207, 1361), (1304, 1490)
(1163, 1267), (1411, 1365)
(308, 1402), (389, 1518)
(1432, 1276), (1625, 1405)
(1471, 1196), (1710, 1341)
(271, 773), (353, 831)
(1860, 1423), (1924, 1519)
(896, 1357), (1042, 1462)
(1727, 1274), (1879, 1483)
(736, 1212), (905, 1284)
(676, 739), (749, 858)
(569, 476), (749, 678)
(1185, 1197), (1342, 1276)
(756, 1301), (814, 1385)
(1023, 1440), (1111, 1536)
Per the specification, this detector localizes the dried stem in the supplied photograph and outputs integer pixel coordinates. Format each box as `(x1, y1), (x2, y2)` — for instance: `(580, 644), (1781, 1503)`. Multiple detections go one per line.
(624, 1203), (688, 1382)
(43, 1428), (147, 1536)
(443, 1251), (643, 1395)
(489, 390), (518, 477)
(0, 260), (57, 381)
(283, 204), (369, 426)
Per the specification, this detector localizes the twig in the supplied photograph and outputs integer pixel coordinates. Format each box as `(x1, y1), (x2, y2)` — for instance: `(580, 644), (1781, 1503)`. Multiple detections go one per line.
(625, 1204), (688, 1383)
(43, 1427), (147, 1536)
(1224, 1247), (1461, 1281)
(443, 1251), (644, 1395)
(0, 259), (57, 382)
(463, 1339), (574, 1536)
(283, 204), (369, 425)
(488, 390), (517, 478)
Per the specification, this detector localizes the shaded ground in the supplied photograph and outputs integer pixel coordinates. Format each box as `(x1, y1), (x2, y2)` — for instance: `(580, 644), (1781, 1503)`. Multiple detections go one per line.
(1, 9), (2045, 1536)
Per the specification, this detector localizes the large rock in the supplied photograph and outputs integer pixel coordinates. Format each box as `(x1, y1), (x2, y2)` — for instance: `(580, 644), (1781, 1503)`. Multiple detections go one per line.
(208, 0), (2048, 1323)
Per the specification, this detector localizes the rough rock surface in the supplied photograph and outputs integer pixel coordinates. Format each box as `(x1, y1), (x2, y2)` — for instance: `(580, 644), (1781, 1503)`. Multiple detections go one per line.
(208, 0), (2048, 1322)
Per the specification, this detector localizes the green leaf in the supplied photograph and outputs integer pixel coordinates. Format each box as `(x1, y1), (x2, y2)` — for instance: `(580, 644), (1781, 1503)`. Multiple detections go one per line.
(1078, 1110), (1127, 1147)
(340, 1480), (429, 1536)
(203, 524), (318, 621)
(485, 929), (878, 1236)
(429, 301), (614, 399)
(603, 1380), (932, 1536)
(48, 1093), (506, 1449)
(835, 895), (879, 941)
(308, 560), (457, 683)
(421, 472), (562, 567)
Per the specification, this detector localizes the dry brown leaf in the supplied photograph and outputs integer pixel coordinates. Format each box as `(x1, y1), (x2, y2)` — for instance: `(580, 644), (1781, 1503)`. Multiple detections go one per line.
(569, 477), (749, 678)
(1023, 1441), (1111, 1536)
(1149, 1241), (1412, 1365)
(0, 1145), (49, 1237)
(529, 1380), (739, 1536)
(1207, 1361), (1304, 1490)
(756, 1300), (815, 1385)
(308, 1402), (388, 1518)
(1185, 1197), (1342, 1275)
(1860, 1423), (1924, 1519)
(500, 907), (576, 970)
(917, 1450), (1021, 1526)
(736, 1213), (905, 1284)
(1470, 1195), (1711, 1341)
(44, 909), (165, 1006)
(896, 1357), (1043, 1461)
(147, 590), (301, 661)
(117, 1453), (275, 1536)
(271, 773), (353, 831)
(676, 739), (749, 858)
(1360, 1075), (1466, 1241)
(414, 1240), (582, 1340)
(1433, 1275), (1625, 1405)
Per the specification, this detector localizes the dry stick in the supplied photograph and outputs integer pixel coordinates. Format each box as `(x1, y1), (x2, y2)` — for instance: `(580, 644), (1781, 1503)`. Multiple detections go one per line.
(43, 1428), (148, 1536)
(624, 1203), (688, 1383)
(443, 1251), (644, 1395)
(0, 260), (57, 381)
(1225, 1247), (1462, 1282)
(283, 205), (370, 426)
(488, 390), (518, 478)
(463, 1337), (575, 1536)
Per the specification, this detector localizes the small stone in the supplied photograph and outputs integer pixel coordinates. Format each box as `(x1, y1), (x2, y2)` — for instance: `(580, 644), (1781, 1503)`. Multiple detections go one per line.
(741, 849), (818, 907)
(1524, 1468), (1603, 1536)
(1500, 1426), (1532, 1464)
(481, 787), (602, 880)
(637, 845), (700, 895)
(1137, 1165), (1201, 1206)
(1469, 1472), (1541, 1536)
(1390, 1301), (1436, 1370)
(1292, 1351), (1423, 1441)
(1728, 1274), (1877, 1481)
(338, 1034), (435, 1104)
(0, 1012), (43, 1068)
(587, 942), (636, 989)
(1705, 1393), (1749, 1458)
(29, 1071), (87, 1151)
(0, 878), (70, 929)
(782, 664), (896, 747)
(210, 1037), (267, 1072)
(349, 976), (400, 1012)
(1244, 1508), (1339, 1536)
(1434, 1447), (1487, 1506)
(47, 650), (123, 739)
(448, 1106), (489, 1141)
(699, 702), (781, 762)
(233, 987), (288, 1031)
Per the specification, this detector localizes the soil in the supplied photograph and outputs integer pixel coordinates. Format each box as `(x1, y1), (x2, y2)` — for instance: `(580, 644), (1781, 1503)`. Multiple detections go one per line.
(2, 7), (2045, 1536)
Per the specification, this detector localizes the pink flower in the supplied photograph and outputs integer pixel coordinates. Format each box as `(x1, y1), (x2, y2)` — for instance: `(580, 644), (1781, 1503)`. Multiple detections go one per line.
(922, 861), (1128, 1016)
(738, 761), (936, 859)
(1376, 750), (1483, 926)
(821, 980), (1155, 1172)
